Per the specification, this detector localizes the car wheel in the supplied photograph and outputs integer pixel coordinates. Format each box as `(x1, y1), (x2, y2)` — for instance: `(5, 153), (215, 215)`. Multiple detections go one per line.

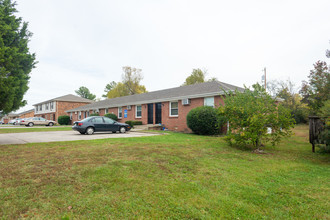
(119, 127), (126, 133)
(86, 127), (94, 135)
(48, 122), (54, 127)
(28, 122), (34, 127)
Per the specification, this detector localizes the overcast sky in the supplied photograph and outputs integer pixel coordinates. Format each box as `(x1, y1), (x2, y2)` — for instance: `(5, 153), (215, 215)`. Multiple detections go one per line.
(14, 0), (330, 112)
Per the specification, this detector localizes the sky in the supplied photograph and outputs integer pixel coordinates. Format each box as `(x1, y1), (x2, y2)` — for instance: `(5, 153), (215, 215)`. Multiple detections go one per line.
(14, 0), (330, 112)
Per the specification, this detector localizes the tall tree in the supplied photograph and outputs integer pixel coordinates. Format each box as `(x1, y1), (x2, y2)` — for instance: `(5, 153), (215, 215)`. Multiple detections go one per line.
(300, 61), (330, 113)
(107, 66), (147, 99)
(182, 68), (217, 86)
(182, 68), (206, 86)
(0, 0), (37, 114)
(267, 79), (309, 123)
(75, 86), (96, 100)
(102, 81), (117, 98)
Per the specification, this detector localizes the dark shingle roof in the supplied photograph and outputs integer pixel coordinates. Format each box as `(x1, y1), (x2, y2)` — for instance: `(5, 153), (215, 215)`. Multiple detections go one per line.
(33, 94), (93, 106)
(66, 81), (244, 112)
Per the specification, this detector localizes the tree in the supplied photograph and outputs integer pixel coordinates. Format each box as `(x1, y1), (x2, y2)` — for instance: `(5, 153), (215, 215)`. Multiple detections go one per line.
(107, 66), (147, 99)
(182, 68), (218, 86)
(102, 81), (117, 98)
(75, 86), (96, 100)
(268, 79), (309, 123)
(300, 61), (330, 113)
(182, 68), (206, 86)
(220, 83), (295, 150)
(0, 0), (37, 114)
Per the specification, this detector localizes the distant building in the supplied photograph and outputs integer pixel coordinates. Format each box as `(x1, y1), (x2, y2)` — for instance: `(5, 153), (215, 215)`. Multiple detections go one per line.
(33, 94), (93, 122)
(18, 109), (35, 118)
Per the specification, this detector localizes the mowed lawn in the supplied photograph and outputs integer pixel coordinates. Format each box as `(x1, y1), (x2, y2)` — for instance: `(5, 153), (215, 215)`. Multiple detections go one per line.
(0, 125), (329, 219)
(0, 126), (72, 133)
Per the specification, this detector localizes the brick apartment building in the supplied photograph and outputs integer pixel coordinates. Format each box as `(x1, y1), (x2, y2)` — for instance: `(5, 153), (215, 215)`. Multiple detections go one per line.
(33, 94), (93, 122)
(19, 109), (35, 118)
(67, 81), (244, 132)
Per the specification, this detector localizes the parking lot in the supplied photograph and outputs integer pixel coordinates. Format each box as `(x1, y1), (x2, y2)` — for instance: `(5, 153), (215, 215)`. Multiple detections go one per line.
(0, 130), (159, 145)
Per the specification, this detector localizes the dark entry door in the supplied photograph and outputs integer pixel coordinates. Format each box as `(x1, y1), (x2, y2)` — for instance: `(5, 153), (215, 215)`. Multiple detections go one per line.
(155, 102), (162, 124)
(148, 104), (153, 124)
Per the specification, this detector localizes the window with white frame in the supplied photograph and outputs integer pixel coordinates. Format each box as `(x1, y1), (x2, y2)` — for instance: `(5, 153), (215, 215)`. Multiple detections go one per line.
(39, 105), (42, 111)
(45, 103), (49, 110)
(170, 101), (178, 116)
(50, 102), (54, 110)
(118, 107), (122, 118)
(204, 97), (215, 107)
(105, 108), (108, 114)
(78, 111), (81, 120)
(135, 105), (142, 118)
(70, 112), (72, 120)
(35, 107), (38, 113)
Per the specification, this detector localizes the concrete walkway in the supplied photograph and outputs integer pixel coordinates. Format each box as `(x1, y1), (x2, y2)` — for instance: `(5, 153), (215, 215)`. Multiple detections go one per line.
(0, 130), (159, 145)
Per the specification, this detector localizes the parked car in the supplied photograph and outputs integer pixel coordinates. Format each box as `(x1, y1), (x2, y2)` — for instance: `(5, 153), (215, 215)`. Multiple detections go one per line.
(20, 117), (56, 127)
(9, 119), (17, 124)
(72, 116), (131, 135)
(13, 118), (24, 125)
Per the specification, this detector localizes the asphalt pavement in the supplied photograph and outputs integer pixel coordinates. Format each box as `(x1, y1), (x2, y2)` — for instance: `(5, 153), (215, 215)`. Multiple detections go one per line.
(0, 130), (159, 145)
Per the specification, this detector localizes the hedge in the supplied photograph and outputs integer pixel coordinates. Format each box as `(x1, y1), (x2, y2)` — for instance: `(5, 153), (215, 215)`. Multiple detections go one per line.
(58, 115), (71, 125)
(104, 113), (118, 121)
(125, 120), (143, 128)
(186, 106), (225, 135)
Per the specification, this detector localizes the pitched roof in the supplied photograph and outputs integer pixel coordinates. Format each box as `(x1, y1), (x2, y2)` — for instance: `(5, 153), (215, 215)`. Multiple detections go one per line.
(66, 81), (244, 112)
(18, 109), (34, 115)
(33, 94), (93, 106)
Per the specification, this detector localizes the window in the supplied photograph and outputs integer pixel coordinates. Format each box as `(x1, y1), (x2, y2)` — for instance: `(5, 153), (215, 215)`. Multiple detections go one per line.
(78, 111), (81, 120)
(45, 103), (49, 110)
(204, 97), (215, 107)
(170, 101), (178, 116)
(84, 111), (87, 118)
(135, 105), (142, 118)
(50, 102), (54, 110)
(35, 107), (38, 113)
(70, 112), (72, 120)
(105, 108), (108, 114)
(91, 117), (104, 123)
(39, 105), (42, 111)
(103, 117), (115, 124)
(118, 107), (122, 118)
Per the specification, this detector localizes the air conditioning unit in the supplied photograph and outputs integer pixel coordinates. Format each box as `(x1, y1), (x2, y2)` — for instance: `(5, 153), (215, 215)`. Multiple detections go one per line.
(127, 105), (131, 110)
(182, 99), (190, 105)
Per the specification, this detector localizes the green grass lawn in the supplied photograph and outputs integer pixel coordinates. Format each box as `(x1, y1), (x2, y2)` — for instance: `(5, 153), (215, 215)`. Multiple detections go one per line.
(0, 126), (72, 133)
(0, 125), (329, 219)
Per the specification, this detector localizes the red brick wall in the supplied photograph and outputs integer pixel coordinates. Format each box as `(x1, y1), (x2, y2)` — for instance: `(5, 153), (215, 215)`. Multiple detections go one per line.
(20, 111), (34, 118)
(69, 95), (224, 132)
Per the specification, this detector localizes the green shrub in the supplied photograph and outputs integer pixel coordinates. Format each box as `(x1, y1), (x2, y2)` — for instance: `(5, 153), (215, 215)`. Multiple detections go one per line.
(125, 120), (143, 128)
(104, 113), (118, 121)
(186, 106), (223, 135)
(90, 113), (99, 116)
(58, 115), (71, 125)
